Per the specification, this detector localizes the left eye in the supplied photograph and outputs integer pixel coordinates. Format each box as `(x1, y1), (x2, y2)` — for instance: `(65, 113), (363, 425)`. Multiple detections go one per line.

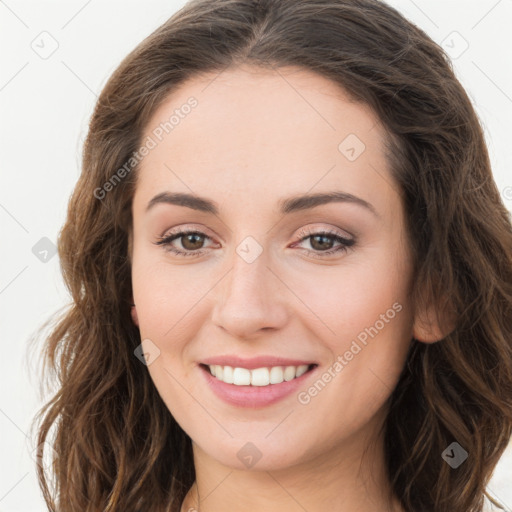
(292, 228), (355, 258)
(154, 228), (355, 258)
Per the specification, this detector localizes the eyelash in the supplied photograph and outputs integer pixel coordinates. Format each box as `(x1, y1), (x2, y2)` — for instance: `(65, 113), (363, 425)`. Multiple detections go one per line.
(154, 226), (355, 259)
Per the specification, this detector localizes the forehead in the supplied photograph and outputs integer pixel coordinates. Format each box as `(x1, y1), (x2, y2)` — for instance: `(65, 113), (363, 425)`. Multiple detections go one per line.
(134, 65), (395, 218)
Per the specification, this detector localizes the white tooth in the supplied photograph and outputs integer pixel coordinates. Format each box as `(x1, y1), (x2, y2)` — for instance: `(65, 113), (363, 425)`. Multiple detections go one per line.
(251, 367), (270, 386)
(233, 367), (251, 385)
(295, 364), (309, 378)
(223, 365), (234, 384)
(283, 366), (296, 381)
(269, 366), (284, 384)
(211, 364), (310, 385)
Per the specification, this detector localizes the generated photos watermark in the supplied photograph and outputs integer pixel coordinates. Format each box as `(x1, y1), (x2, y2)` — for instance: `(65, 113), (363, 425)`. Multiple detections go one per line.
(93, 96), (198, 200)
(297, 301), (403, 405)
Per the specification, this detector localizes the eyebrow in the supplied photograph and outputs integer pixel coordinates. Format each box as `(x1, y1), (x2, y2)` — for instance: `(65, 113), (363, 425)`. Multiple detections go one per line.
(146, 191), (379, 217)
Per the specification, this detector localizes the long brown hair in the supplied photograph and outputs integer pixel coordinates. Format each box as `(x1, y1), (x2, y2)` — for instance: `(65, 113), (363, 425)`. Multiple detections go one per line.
(31, 0), (512, 510)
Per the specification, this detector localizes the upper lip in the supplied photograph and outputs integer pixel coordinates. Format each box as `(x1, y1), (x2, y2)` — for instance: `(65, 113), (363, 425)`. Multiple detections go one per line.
(200, 355), (316, 370)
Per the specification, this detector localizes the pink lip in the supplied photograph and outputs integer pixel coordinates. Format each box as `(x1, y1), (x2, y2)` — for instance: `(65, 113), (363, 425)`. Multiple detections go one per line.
(198, 362), (318, 408)
(200, 355), (316, 370)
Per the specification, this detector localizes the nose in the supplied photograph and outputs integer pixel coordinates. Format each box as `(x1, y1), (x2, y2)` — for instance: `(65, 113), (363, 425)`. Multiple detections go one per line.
(211, 246), (289, 340)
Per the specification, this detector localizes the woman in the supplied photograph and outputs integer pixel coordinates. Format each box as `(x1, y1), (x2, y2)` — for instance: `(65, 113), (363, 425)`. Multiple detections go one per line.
(32, 0), (512, 511)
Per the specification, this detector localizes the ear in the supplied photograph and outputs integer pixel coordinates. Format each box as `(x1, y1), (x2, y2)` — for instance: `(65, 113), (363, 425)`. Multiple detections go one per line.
(130, 300), (139, 327)
(412, 295), (457, 343)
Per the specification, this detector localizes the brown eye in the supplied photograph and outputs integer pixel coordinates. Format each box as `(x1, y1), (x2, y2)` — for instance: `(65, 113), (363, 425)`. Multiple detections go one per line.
(309, 234), (336, 251)
(293, 228), (356, 259)
(180, 232), (206, 250)
(154, 230), (215, 257)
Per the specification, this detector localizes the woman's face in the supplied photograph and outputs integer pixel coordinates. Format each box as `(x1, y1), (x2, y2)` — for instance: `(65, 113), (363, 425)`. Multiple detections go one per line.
(130, 65), (417, 471)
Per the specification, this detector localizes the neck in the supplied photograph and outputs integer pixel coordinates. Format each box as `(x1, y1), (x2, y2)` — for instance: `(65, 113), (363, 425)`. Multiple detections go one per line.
(180, 410), (403, 512)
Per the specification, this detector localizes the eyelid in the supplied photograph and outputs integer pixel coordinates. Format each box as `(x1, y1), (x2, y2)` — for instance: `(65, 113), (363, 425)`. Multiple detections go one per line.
(159, 223), (216, 240)
(293, 225), (354, 242)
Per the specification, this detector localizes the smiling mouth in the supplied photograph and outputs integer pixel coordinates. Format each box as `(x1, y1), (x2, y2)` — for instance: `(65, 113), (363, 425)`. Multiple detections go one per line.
(200, 363), (318, 386)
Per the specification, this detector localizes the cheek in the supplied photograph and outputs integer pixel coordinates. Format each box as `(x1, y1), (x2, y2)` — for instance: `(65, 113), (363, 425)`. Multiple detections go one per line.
(288, 246), (413, 405)
(298, 263), (413, 426)
(285, 251), (411, 345)
(131, 244), (209, 338)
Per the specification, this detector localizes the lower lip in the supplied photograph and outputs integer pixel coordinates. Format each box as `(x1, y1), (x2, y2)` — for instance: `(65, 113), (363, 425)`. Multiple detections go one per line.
(199, 364), (318, 408)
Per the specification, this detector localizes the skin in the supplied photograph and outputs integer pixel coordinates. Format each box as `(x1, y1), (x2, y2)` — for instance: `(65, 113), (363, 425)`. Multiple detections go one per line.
(129, 64), (445, 512)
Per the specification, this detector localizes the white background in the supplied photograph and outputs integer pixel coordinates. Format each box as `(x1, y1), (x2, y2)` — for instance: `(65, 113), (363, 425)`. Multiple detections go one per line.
(1, 0), (511, 510)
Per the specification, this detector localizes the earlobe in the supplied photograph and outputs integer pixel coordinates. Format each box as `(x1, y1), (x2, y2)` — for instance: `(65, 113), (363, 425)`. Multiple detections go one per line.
(412, 298), (457, 343)
(412, 314), (443, 343)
